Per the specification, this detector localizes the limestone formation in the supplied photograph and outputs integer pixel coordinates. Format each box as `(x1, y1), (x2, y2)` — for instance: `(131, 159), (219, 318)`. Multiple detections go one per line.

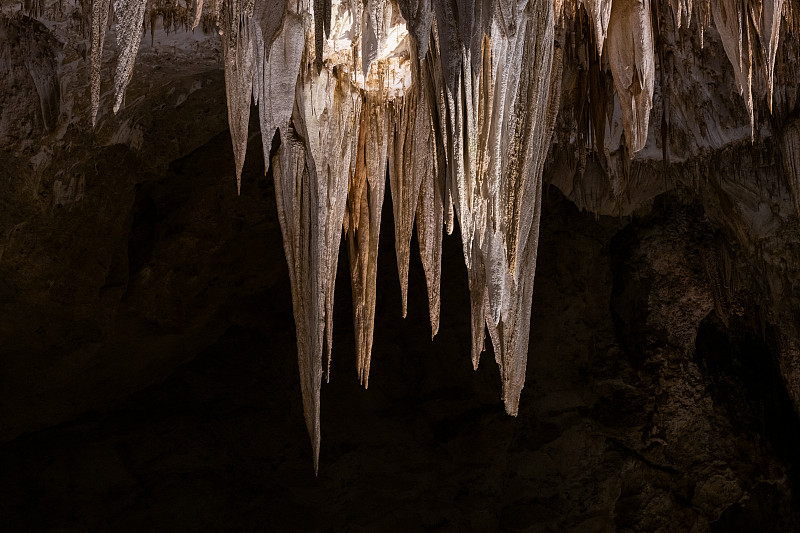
(53, 0), (800, 469)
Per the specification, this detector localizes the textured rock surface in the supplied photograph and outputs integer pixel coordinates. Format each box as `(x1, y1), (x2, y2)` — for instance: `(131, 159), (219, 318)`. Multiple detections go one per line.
(2, 0), (800, 526)
(39, 0), (799, 465)
(0, 7), (226, 440)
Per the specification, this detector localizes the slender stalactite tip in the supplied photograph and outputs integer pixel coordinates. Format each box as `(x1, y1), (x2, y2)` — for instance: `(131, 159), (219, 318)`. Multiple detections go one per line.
(87, 0), (800, 470)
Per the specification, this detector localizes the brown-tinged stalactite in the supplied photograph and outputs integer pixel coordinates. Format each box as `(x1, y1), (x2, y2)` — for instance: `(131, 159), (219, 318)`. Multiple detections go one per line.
(5, 0), (799, 471)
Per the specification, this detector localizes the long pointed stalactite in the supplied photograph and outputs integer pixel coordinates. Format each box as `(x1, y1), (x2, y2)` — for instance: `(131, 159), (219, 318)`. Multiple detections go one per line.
(87, 0), (800, 470)
(347, 97), (388, 388)
(607, 0), (654, 154)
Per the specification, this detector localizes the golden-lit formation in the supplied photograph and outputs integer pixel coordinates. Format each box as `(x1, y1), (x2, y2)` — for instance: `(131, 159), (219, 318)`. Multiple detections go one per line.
(88, 0), (800, 471)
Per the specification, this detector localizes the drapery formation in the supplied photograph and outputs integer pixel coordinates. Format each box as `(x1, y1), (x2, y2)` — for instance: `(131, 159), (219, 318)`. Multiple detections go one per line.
(89, 0), (800, 470)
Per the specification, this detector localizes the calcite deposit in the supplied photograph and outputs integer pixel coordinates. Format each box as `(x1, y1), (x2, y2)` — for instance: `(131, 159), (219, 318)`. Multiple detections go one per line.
(3, 0), (800, 472)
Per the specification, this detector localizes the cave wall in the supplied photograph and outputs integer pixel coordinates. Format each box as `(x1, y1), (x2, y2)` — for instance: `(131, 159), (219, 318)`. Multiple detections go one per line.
(2, 0), (800, 529)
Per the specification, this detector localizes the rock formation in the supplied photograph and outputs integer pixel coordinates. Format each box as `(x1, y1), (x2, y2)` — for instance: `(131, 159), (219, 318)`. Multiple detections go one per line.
(2, 0), (800, 478)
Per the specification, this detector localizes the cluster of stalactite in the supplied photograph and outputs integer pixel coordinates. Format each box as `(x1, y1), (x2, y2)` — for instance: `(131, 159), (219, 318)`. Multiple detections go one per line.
(87, 0), (800, 471)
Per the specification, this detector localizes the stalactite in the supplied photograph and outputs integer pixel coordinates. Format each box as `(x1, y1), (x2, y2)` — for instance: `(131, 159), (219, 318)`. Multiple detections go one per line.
(425, 0), (561, 414)
(273, 54), (362, 472)
(426, 23), (456, 237)
(85, 0), (800, 471)
(271, 126), (321, 471)
(310, 59), (361, 423)
(656, 0), (670, 166)
(90, 0), (111, 126)
(486, 0), (563, 415)
(192, 0), (204, 29)
(582, 0), (612, 55)
(388, 88), (425, 318)
(755, 0), (785, 113)
(414, 56), (445, 338)
(251, 0), (304, 155)
(270, 0), (405, 467)
(111, 0), (148, 113)
(397, 0), (433, 59)
(220, 0), (256, 194)
(712, 0), (754, 135)
(347, 97), (388, 387)
(695, 0), (710, 48)
(606, 0), (654, 154)
(563, 7), (610, 181)
(669, 0), (692, 29)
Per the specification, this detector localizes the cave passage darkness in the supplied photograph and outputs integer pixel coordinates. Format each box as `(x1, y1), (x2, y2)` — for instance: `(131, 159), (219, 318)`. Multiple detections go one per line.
(2, 120), (800, 531)
(6, 0), (800, 528)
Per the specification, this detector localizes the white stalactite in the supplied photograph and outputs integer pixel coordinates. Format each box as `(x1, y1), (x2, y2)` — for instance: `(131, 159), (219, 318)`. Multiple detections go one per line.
(607, 0), (655, 154)
(271, 127), (321, 470)
(111, 0), (148, 113)
(252, 0), (305, 160)
(388, 88), (426, 318)
(273, 56), (362, 472)
(414, 59), (444, 338)
(483, 0), (561, 414)
(86, 0), (800, 470)
(755, 0), (784, 113)
(712, 0), (754, 135)
(221, 0), (257, 194)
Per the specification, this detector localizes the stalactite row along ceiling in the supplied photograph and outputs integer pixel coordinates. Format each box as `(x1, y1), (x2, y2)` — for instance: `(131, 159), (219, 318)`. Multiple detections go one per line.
(88, 0), (800, 471)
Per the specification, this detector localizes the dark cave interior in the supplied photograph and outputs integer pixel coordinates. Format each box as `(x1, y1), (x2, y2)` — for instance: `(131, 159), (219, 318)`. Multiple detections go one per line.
(5, 0), (800, 528)
(2, 120), (800, 531)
